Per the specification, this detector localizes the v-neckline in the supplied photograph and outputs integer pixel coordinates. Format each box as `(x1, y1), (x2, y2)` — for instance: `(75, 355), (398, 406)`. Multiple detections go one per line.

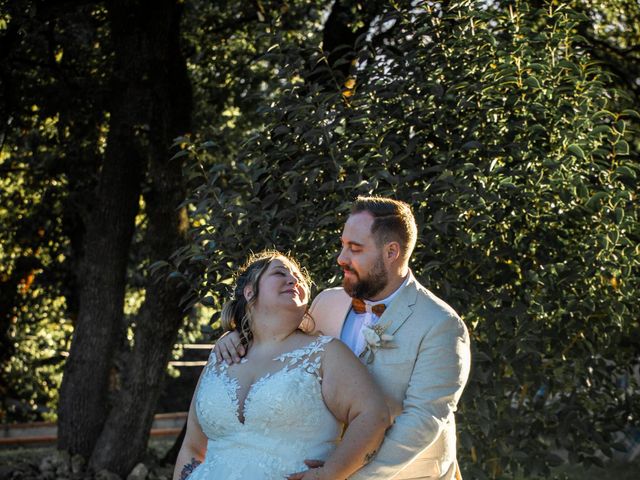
(218, 336), (325, 425)
(224, 367), (287, 425)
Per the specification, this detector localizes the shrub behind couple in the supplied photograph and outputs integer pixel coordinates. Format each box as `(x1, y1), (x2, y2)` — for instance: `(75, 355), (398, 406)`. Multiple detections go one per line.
(174, 197), (471, 480)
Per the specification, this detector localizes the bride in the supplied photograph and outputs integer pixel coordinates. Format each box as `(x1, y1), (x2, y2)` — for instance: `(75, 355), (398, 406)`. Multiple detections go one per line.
(173, 250), (390, 480)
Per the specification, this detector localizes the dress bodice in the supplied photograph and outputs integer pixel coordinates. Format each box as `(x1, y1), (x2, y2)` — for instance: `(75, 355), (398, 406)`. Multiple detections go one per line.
(188, 336), (342, 480)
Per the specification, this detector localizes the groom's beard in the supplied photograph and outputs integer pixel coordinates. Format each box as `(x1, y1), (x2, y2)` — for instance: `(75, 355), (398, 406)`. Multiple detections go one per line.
(343, 256), (388, 300)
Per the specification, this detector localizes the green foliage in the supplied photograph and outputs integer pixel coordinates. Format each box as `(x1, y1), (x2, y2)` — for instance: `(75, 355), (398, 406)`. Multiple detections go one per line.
(182, 0), (328, 159)
(0, 0), (110, 422)
(172, 1), (639, 478)
(0, 161), (72, 422)
(0, 0), (329, 423)
(2, 0), (638, 475)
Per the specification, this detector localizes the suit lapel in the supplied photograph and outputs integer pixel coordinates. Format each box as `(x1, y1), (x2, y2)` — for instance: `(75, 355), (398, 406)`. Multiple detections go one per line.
(337, 304), (351, 338)
(379, 273), (418, 335)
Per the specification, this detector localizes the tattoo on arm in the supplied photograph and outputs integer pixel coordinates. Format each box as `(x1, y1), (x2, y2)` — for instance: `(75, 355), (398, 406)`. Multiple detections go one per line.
(364, 449), (377, 464)
(179, 457), (202, 480)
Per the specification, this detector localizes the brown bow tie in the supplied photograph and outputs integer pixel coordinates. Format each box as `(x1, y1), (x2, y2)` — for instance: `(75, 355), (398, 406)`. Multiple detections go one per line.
(352, 298), (386, 316)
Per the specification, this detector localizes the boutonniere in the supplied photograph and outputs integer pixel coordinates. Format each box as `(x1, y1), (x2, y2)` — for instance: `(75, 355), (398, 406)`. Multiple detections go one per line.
(359, 320), (395, 364)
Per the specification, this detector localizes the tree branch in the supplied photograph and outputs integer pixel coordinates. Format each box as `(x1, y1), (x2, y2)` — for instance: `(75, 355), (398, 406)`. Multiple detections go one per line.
(579, 26), (640, 58)
(576, 25), (640, 100)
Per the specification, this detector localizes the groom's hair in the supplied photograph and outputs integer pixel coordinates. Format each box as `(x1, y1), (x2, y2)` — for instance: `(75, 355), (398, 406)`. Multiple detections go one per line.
(351, 196), (417, 261)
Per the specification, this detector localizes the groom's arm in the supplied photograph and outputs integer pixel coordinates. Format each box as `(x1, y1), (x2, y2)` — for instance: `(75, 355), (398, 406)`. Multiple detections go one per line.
(348, 311), (471, 480)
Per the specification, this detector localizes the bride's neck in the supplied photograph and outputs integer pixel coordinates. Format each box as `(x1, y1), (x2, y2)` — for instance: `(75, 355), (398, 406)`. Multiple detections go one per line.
(251, 330), (296, 347)
(250, 312), (300, 346)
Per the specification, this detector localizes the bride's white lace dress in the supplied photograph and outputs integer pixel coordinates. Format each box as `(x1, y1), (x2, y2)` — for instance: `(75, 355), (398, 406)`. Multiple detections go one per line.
(187, 336), (342, 480)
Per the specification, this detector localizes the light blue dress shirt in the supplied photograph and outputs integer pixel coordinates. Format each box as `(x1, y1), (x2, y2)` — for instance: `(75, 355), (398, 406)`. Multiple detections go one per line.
(339, 275), (410, 354)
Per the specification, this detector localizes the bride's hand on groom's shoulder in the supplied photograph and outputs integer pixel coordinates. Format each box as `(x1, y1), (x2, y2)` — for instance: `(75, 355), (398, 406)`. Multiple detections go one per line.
(213, 331), (245, 364)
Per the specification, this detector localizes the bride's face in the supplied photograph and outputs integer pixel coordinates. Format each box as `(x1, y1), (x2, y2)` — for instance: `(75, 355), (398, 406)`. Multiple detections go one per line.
(252, 258), (309, 313)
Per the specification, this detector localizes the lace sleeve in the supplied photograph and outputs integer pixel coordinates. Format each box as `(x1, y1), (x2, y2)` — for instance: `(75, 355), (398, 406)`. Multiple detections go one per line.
(276, 335), (334, 380)
(203, 345), (227, 376)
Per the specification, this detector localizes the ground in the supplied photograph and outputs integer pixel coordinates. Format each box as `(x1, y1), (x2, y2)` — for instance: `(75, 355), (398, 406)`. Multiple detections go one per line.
(0, 441), (638, 480)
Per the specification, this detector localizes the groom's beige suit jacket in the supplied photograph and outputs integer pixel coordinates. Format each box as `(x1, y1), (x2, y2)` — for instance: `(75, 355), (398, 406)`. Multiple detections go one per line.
(309, 273), (471, 480)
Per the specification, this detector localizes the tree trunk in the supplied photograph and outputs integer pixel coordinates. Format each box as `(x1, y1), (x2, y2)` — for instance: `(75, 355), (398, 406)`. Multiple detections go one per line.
(88, 0), (192, 474)
(57, 0), (157, 457)
(308, 0), (384, 87)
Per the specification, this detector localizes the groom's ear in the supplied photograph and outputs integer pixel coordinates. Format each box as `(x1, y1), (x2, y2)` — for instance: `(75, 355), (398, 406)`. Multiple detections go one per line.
(385, 241), (401, 262)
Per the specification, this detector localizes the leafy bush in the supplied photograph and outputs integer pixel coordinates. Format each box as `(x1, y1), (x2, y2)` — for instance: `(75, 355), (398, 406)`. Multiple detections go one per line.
(172, 1), (639, 478)
(0, 140), (73, 422)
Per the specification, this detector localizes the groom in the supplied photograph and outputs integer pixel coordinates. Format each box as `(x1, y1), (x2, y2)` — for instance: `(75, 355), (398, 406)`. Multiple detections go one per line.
(216, 196), (471, 479)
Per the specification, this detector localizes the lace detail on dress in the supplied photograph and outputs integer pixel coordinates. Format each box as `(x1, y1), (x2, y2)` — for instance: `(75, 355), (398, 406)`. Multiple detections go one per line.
(218, 336), (332, 423)
(275, 335), (333, 379)
(192, 335), (341, 479)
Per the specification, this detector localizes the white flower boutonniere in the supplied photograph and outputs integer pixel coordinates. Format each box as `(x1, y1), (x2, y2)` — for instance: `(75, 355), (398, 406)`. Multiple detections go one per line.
(359, 320), (395, 364)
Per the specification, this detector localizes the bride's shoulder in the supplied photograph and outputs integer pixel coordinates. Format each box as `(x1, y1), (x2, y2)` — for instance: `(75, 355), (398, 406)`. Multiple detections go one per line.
(318, 339), (366, 384)
(276, 334), (337, 366)
(289, 332), (334, 352)
(319, 336), (352, 357)
(297, 334), (352, 363)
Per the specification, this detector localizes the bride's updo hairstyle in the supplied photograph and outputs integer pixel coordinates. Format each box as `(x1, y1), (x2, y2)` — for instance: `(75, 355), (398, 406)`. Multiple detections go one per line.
(220, 250), (312, 347)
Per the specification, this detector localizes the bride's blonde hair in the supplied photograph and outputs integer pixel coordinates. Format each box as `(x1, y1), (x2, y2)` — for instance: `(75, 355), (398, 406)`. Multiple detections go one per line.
(220, 250), (313, 346)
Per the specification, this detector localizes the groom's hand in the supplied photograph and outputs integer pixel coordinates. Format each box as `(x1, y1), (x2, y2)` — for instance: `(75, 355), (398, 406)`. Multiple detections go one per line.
(213, 331), (245, 364)
(285, 460), (324, 480)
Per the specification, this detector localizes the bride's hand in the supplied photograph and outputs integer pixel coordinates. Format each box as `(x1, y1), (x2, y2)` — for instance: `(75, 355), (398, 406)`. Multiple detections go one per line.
(213, 330), (244, 364)
(286, 467), (334, 480)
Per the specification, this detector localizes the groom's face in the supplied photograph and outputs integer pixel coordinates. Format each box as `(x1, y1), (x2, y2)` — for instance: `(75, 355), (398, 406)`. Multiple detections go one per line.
(338, 211), (389, 300)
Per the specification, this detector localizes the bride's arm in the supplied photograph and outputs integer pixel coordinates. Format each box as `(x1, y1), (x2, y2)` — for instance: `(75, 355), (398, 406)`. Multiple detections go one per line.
(302, 340), (390, 480)
(172, 376), (208, 480)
